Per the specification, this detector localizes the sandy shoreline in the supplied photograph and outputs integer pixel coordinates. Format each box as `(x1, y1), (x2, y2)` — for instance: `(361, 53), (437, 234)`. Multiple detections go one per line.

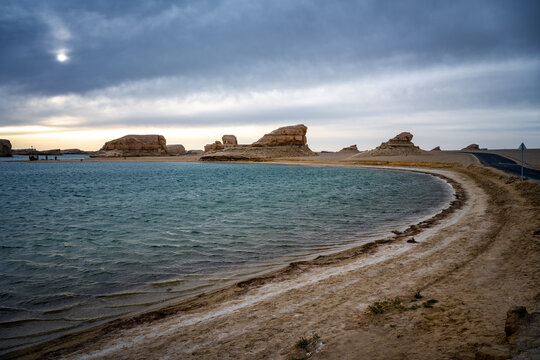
(6, 159), (540, 359)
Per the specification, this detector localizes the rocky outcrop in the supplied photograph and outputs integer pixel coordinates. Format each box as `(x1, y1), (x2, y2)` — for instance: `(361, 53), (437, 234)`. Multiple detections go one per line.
(204, 141), (225, 153)
(252, 125), (307, 147)
(462, 144), (480, 151)
(376, 132), (417, 150)
(353, 132), (426, 157)
(201, 124), (316, 161)
(94, 135), (168, 157)
(186, 150), (204, 155)
(0, 139), (13, 157)
(476, 306), (540, 359)
(338, 145), (360, 153)
(430, 146), (441, 151)
(222, 135), (238, 147)
(167, 144), (186, 156)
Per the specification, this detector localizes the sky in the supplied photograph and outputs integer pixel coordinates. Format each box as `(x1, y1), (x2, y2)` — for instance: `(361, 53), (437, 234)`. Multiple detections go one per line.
(1, 0), (539, 151)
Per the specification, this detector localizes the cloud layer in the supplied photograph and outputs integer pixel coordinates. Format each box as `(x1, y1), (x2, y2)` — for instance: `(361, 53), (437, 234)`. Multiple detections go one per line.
(1, 0), (539, 150)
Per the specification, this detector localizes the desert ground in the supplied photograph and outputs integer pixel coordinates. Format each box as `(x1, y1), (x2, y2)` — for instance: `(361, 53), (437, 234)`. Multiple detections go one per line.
(9, 151), (540, 360)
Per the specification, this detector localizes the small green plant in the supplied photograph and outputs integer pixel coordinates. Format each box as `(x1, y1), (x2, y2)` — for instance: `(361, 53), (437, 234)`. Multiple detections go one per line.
(414, 290), (423, 299)
(369, 297), (405, 314)
(369, 301), (386, 314)
(391, 297), (404, 310)
(291, 332), (322, 359)
(422, 299), (439, 308)
(409, 304), (419, 310)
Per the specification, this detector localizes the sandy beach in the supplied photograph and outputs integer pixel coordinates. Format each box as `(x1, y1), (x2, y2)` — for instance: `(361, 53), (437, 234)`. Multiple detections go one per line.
(8, 151), (539, 360)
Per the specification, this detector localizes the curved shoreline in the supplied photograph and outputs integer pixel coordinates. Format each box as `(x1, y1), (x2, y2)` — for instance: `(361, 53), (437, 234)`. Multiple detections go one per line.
(4, 164), (466, 360)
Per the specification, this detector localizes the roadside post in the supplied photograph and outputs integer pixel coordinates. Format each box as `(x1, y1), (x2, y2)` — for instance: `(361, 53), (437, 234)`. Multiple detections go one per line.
(518, 142), (526, 181)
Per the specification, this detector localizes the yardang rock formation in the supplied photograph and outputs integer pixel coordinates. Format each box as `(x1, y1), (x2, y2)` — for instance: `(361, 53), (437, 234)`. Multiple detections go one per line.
(94, 135), (168, 157)
(222, 135), (238, 147)
(353, 132), (426, 157)
(0, 139), (13, 157)
(201, 125), (315, 161)
(338, 145), (360, 153)
(462, 144), (480, 151)
(252, 125), (307, 147)
(204, 141), (225, 153)
(167, 144), (187, 156)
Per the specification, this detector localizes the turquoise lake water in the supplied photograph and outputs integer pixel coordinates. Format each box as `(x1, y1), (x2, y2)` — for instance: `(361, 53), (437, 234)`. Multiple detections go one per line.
(0, 161), (453, 354)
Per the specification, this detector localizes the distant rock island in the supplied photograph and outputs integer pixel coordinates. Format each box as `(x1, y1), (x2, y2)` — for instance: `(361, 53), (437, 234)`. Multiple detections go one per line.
(0, 139), (12, 157)
(200, 124), (316, 161)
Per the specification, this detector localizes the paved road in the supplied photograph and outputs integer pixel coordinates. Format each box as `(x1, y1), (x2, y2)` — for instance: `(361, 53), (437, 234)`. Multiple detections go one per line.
(468, 152), (540, 181)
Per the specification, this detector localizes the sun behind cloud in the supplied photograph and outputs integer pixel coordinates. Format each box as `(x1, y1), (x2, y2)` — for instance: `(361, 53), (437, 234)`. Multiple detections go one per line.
(56, 52), (69, 62)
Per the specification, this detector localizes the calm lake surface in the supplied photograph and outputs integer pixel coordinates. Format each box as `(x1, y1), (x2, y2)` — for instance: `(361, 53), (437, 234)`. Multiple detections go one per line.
(0, 161), (453, 354)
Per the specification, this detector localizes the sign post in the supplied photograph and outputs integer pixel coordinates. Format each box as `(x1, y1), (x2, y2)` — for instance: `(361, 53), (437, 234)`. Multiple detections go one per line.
(518, 142), (527, 181)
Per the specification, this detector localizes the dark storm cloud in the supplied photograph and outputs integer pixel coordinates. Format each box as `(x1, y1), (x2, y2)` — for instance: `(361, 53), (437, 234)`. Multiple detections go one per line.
(1, 0), (539, 95)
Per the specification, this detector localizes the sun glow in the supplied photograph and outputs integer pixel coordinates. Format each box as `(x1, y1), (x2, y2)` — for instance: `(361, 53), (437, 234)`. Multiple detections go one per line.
(56, 52), (69, 62)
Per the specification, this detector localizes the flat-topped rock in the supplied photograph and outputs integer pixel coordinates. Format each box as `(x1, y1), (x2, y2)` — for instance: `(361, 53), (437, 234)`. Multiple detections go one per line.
(0, 139), (13, 157)
(339, 145), (360, 153)
(167, 144), (186, 156)
(252, 124), (307, 147)
(462, 144), (480, 151)
(96, 135), (168, 157)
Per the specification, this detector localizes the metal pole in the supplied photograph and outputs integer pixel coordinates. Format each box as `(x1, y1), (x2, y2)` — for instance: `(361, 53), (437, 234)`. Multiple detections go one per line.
(521, 147), (524, 181)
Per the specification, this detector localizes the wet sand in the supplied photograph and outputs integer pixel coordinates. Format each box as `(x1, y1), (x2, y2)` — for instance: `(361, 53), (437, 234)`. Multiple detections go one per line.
(7, 156), (540, 359)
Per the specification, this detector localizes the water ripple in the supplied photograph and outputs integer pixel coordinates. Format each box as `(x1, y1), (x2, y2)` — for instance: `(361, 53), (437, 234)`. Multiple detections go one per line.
(0, 161), (452, 353)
